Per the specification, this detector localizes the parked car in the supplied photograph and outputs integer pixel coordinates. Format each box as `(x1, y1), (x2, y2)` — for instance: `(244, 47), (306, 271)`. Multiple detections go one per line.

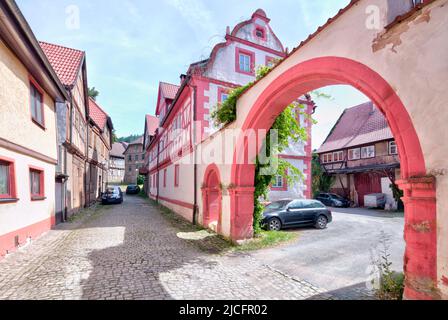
(126, 185), (141, 195)
(315, 193), (351, 208)
(102, 187), (123, 205)
(262, 199), (332, 231)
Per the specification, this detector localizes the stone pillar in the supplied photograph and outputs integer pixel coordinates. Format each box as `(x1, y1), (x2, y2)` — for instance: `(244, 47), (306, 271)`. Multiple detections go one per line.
(229, 186), (255, 242)
(397, 176), (439, 300)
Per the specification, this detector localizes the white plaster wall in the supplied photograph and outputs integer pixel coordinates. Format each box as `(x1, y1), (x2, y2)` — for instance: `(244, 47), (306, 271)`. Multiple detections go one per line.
(0, 147), (55, 235)
(158, 159), (195, 221)
(0, 40), (57, 160)
(232, 0), (448, 296)
(235, 18), (284, 52)
(205, 41), (283, 85)
(269, 158), (307, 201)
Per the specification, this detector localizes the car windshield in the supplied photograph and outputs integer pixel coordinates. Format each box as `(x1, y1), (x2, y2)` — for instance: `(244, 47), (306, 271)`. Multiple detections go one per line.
(331, 194), (344, 200)
(106, 188), (117, 194)
(266, 201), (291, 210)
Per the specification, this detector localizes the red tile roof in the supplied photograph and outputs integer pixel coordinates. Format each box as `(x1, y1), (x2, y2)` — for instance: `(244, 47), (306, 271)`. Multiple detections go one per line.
(317, 102), (394, 154)
(88, 98), (109, 130)
(146, 115), (159, 137)
(39, 41), (85, 87)
(160, 82), (180, 100)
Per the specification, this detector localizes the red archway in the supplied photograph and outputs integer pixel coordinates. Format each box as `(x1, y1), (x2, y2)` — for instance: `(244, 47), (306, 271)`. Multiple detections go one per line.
(230, 57), (437, 300)
(202, 164), (222, 233)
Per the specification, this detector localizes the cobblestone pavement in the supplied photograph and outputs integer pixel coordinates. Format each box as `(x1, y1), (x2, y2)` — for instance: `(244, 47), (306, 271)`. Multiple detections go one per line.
(0, 196), (334, 300)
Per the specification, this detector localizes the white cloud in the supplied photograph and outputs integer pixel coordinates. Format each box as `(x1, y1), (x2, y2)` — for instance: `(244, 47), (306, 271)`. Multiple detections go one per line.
(165, 0), (218, 36)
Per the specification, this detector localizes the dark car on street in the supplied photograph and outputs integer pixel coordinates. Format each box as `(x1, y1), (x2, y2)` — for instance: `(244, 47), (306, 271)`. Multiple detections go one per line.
(262, 199), (332, 231)
(102, 187), (123, 205)
(315, 193), (351, 208)
(126, 185), (141, 195)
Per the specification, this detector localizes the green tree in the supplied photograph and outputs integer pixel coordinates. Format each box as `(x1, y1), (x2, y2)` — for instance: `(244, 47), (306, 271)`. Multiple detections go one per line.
(312, 153), (335, 198)
(118, 134), (141, 143)
(112, 130), (119, 143)
(88, 87), (99, 101)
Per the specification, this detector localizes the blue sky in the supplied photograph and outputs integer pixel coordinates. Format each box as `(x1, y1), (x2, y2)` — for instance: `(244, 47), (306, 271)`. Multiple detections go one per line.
(17, 0), (368, 148)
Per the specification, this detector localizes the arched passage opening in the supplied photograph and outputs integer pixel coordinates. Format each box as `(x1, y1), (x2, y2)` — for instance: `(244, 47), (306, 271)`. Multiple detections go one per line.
(230, 57), (437, 300)
(202, 164), (222, 234)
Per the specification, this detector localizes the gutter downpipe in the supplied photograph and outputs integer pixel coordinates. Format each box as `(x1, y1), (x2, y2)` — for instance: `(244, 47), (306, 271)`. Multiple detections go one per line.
(156, 135), (160, 204)
(192, 82), (198, 226)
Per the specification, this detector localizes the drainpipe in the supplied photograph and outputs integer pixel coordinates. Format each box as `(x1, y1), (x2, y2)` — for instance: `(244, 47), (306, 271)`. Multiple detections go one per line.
(192, 84), (198, 226)
(156, 135), (160, 203)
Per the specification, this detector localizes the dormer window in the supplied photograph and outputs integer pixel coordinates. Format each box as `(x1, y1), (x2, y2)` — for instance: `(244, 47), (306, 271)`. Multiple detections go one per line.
(254, 25), (267, 41)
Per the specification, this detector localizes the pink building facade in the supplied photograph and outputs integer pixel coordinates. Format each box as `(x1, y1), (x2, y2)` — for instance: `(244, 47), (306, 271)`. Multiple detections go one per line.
(143, 9), (313, 226)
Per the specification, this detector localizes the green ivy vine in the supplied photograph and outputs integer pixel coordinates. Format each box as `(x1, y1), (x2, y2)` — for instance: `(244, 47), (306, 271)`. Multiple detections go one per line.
(211, 62), (316, 235)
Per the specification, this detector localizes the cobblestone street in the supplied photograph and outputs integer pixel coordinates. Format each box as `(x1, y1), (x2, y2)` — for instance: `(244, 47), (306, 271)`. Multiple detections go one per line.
(0, 196), (333, 300)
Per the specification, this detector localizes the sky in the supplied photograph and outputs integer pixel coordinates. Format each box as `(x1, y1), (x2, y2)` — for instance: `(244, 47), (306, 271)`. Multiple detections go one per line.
(17, 0), (369, 149)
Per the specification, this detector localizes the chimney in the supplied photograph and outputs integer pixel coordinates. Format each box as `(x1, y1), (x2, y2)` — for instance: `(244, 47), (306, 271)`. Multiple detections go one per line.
(226, 26), (230, 35)
(180, 74), (187, 84)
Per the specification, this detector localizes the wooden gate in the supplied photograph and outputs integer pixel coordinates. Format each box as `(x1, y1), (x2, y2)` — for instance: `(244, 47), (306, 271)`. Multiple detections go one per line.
(354, 172), (384, 206)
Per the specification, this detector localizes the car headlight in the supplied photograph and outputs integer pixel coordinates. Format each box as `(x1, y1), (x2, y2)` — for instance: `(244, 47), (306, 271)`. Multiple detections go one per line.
(334, 201), (343, 206)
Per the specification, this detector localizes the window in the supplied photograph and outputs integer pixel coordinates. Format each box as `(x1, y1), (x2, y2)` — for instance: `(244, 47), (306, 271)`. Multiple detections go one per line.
(29, 167), (44, 200)
(266, 56), (276, 67)
(0, 158), (16, 200)
(389, 141), (398, 155)
(322, 153), (333, 164)
(239, 54), (251, 73)
(333, 151), (344, 162)
(289, 200), (304, 210)
(142, 154), (145, 160)
(163, 169), (167, 188)
(174, 165), (180, 187)
(361, 145), (375, 159)
(218, 87), (229, 104)
(221, 93), (228, 102)
(128, 166), (132, 172)
(348, 148), (361, 160)
(236, 48), (255, 75)
(272, 175), (284, 188)
(128, 155), (132, 161)
(254, 26), (267, 41)
(30, 80), (44, 128)
(135, 155), (139, 161)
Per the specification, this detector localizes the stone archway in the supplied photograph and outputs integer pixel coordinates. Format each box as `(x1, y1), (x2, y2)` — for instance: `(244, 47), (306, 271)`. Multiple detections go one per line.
(202, 164), (223, 233)
(230, 57), (437, 300)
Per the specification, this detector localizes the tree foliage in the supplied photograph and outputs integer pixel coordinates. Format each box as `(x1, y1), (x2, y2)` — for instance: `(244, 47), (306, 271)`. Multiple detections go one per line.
(312, 153), (335, 198)
(118, 134), (141, 143)
(88, 87), (99, 101)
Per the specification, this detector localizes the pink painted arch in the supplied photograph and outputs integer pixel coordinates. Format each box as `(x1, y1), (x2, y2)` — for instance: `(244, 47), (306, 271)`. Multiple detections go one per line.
(230, 56), (437, 300)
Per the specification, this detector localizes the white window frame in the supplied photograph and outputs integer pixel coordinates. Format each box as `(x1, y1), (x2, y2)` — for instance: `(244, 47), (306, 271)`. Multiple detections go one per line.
(389, 141), (398, 155)
(272, 175), (284, 188)
(333, 151), (344, 162)
(348, 148), (361, 161)
(361, 145), (376, 159)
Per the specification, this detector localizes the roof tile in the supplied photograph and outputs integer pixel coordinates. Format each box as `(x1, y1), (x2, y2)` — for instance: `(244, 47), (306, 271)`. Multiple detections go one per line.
(39, 41), (84, 87)
(160, 82), (180, 100)
(317, 102), (394, 153)
(88, 98), (109, 130)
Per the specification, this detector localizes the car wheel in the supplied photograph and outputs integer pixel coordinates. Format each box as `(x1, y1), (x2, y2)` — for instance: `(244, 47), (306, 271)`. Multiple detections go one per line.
(267, 218), (282, 231)
(315, 215), (328, 229)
